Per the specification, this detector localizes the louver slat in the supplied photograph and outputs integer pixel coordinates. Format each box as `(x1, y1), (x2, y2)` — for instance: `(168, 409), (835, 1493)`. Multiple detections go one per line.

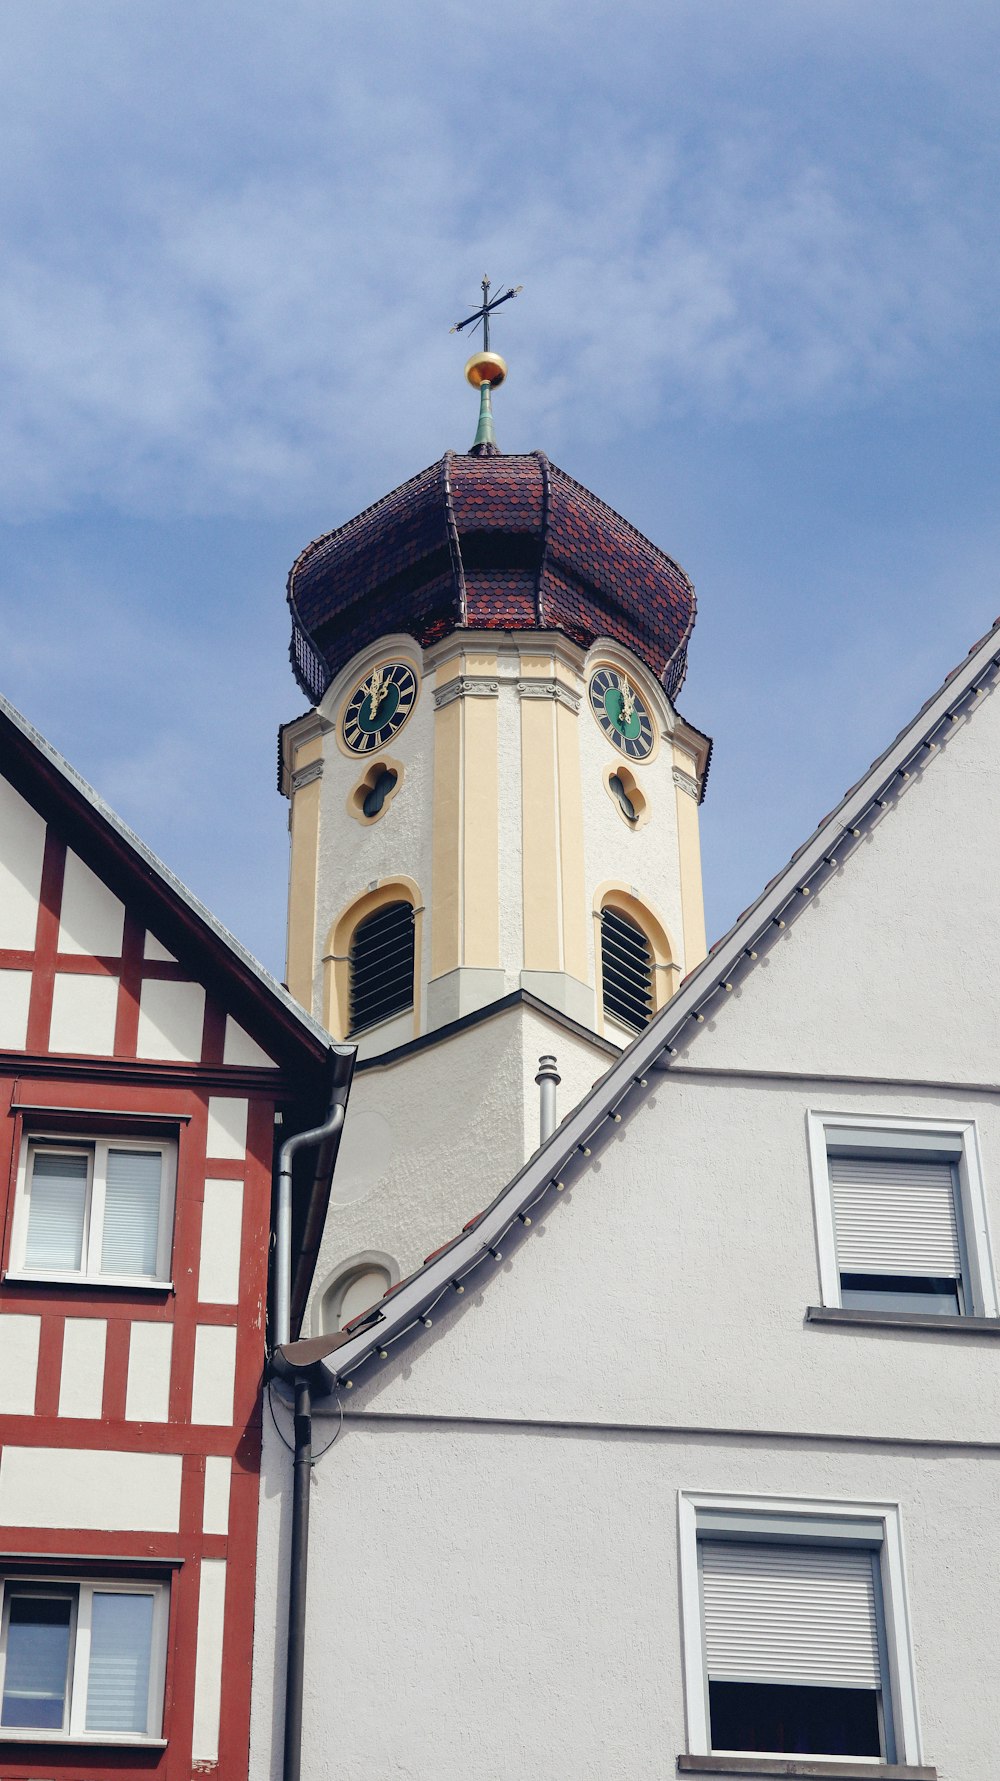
(830, 1155), (961, 1277)
(701, 1543), (881, 1691)
(349, 902), (415, 1036)
(600, 909), (653, 1033)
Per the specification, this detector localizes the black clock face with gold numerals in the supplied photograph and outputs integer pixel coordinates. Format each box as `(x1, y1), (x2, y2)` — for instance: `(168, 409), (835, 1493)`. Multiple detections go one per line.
(588, 667), (655, 759)
(342, 661), (418, 754)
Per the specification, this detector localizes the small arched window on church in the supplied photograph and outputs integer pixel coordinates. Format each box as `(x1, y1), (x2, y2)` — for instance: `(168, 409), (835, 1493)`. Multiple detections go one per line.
(322, 1262), (393, 1333)
(600, 905), (654, 1033)
(349, 900), (415, 1036)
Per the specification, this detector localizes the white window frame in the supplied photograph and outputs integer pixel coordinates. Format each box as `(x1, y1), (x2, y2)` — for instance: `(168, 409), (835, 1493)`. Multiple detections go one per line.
(678, 1491), (923, 1765)
(0, 1575), (169, 1746)
(8, 1132), (177, 1289)
(806, 1110), (997, 1317)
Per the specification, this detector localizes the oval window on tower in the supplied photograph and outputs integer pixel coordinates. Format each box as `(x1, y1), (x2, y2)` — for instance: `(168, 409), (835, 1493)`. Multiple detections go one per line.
(348, 901), (415, 1036)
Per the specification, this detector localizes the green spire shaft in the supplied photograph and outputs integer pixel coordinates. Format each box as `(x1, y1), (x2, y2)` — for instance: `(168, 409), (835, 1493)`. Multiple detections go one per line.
(472, 380), (497, 451)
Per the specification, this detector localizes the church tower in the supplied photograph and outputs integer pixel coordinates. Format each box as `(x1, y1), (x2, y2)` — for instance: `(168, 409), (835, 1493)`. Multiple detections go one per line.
(278, 314), (711, 1331)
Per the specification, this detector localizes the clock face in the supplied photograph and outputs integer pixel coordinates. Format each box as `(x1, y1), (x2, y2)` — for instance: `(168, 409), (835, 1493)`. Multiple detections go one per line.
(588, 667), (655, 759)
(342, 661), (418, 754)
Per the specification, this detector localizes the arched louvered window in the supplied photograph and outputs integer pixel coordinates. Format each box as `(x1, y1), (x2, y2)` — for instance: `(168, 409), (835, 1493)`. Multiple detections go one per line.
(601, 906), (654, 1033)
(348, 900), (415, 1036)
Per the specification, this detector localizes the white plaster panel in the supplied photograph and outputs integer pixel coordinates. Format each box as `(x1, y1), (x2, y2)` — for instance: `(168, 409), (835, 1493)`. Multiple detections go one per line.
(191, 1558), (227, 1763)
(49, 970), (118, 1055)
(251, 1418), (998, 1781)
(0, 1446), (182, 1530)
(496, 663), (525, 991)
(206, 1094), (248, 1159)
(57, 849), (125, 956)
(360, 1075), (1000, 1446)
(125, 1320), (173, 1421)
(0, 775), (45, 949)
(137, 977), (206, 1061)
(143, 930), (177, 961)
(330, 1109), (393, 1206)
(58, 1317), (107, 1418)
(0, 1315), (40, 1413)
(202, 1456), (231, 1535)
(191, 1324), (237, 1425)
(197, 1179), (244, 1305)
(687, 682), (1000, 1083)
(0, 969), (32, 1048)
(223, 1016), (274, 1068)
(306, 1000), (612, 1332)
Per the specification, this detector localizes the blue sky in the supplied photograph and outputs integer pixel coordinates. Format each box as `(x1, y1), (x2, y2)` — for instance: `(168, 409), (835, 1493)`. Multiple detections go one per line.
(1, 1), (998, 975)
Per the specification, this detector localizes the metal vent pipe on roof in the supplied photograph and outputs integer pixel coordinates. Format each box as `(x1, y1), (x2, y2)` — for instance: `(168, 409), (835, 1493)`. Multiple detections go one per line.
(536, 1055), (560, 1145)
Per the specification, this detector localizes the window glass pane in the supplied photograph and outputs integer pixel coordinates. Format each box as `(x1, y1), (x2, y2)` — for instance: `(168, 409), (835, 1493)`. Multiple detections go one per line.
(841, 1273), (961, 1315)
(100, 1150), (162, 1277)
(85, 1592), (154, 1733)
(1, 1591), (73, 1729)
(709, 1680), (881, 1756)
(25, 1151), (89, 1271)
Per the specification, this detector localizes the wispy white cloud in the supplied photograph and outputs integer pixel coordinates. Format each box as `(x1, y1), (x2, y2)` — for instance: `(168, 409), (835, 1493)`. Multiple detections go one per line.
(0, 0), (996, 519)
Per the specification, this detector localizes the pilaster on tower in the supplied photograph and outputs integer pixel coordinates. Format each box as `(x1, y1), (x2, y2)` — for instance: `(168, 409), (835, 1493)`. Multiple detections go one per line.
(278, 336), (712, 1331)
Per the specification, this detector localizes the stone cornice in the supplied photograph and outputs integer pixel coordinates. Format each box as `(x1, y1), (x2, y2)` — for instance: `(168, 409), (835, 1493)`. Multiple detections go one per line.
(516, 678), (581, 713)
(432, 676), (500, 709)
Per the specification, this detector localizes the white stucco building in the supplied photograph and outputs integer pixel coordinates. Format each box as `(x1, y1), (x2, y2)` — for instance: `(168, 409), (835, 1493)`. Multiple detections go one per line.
(253, 593), (1000, 1778)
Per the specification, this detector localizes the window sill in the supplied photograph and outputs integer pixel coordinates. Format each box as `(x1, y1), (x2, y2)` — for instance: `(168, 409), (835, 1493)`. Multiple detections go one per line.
(0, 1731), (167, 1748)
(3, 1269), (174, 1292)
(677, 1756), (936, 1778)
(807, 1305), (1000, 1335)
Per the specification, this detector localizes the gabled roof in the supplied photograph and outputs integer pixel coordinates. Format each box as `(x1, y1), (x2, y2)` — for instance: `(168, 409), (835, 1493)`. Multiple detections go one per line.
(287, 614), (1000, 1392)
(0, 690), (352, 1081)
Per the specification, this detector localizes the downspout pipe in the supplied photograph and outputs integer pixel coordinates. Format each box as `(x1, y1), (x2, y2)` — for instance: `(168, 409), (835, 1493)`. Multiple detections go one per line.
(274, 1097), (346, 1349)
(283, 1374), (312, 1781)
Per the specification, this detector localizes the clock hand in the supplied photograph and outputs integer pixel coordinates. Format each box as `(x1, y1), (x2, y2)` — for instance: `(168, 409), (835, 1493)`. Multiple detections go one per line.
(619, 680), (636, 727)
(367, 667), (388, 717)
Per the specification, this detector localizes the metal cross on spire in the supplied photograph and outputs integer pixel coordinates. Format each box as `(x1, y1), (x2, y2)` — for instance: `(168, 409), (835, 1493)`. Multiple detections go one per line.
(450, 275), (522, 353)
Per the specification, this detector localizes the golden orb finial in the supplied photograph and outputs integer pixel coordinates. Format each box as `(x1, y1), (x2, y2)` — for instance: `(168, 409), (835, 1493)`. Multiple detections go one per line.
(464, 350), (507, 389)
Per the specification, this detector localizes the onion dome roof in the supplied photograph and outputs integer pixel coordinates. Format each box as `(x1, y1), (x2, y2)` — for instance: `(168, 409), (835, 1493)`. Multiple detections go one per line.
(287, 450), (697, 705)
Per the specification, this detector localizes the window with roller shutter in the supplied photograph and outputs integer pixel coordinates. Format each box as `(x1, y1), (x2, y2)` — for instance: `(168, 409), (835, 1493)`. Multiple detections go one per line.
(830, 1151), (968, 1314)
(699, 1538), (892, 1759)
(11, 1134), (175, 1286)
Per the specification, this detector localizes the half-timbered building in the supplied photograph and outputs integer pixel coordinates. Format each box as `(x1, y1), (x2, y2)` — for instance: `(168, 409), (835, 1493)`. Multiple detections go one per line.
(0, 693), (353, 1780)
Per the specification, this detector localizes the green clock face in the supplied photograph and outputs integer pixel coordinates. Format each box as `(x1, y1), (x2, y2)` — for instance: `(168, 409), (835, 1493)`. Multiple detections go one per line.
(342, 661), (417, 754)
(588, 667), (655, 759)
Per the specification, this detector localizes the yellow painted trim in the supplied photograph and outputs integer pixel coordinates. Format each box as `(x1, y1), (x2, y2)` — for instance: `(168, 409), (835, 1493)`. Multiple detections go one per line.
(672, 743), (707, 971)
(322, 875), (423, 1043)
(555, 696), (588, 982)
(346, 754), (405, 827)
(520, 693), (561, 970)
(285, 773), (322, 1013)
(431, 691), (462, 978)
(460, 665), (500, 970)
(592, 881), (680, 1038)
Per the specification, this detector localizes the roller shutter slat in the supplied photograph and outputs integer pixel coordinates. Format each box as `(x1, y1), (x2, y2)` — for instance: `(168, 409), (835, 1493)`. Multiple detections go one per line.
(701, 1542), (881, 1691)
(830, 1155), (961, 1277)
